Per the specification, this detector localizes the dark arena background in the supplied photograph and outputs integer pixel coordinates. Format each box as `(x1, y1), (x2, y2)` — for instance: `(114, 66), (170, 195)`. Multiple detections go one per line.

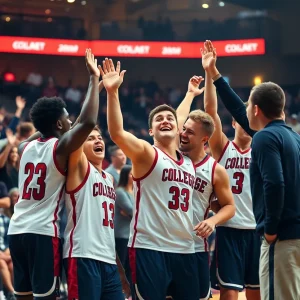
(0, 0), (299, 299)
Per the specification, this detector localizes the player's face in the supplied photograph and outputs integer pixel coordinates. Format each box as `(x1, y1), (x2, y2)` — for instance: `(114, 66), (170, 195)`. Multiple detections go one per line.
(9, 147), (19, 163)
(58, 108), (72, 134)
(179, 118), (208, 153)
(233, 120), (252, 143)
(83, 130), (105, 164)
(149, 110), (178, 142)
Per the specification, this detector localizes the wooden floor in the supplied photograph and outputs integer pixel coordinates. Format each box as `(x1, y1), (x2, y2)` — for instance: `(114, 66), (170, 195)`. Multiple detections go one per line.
(212, 291), (246, 299)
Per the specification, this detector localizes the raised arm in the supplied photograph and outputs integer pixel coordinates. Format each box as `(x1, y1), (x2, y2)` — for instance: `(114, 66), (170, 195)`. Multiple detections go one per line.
(202, 43), (228, 159)
(194, 163), (235, 238)
(176, 76), (204, 130)
(100, 58), (155, 178)
(203, 40), (256, 137)
(55, 49), (100, 167)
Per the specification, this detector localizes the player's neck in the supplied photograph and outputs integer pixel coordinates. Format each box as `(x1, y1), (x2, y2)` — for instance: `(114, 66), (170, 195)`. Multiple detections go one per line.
(91, 162), (102, 173)
(232, 137), (251, 151)
(189, 148), (207, 165)
(154, 140), (178, 160)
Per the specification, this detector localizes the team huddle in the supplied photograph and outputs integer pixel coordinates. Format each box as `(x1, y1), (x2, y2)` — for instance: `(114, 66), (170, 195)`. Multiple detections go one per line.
(6, 41), (298, 300)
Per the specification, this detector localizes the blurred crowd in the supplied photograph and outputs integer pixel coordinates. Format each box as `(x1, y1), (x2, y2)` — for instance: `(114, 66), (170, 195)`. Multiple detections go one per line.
(0, 70), (299, 298)
(0, 13), (277, 42)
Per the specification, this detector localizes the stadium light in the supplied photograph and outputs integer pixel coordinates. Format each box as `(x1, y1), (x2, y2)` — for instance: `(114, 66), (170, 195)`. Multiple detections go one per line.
(202, 3), (209, 8)
(81, 0), (86, 5)
(219, 1), (225, 7)
(67, 0), (75, 3)
(5, 16), (10, 22)
(254, 76), (262, 85)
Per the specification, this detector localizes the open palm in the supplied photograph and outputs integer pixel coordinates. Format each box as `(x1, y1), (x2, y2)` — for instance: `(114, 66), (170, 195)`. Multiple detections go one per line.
(201, 40), (217, 71)
(85, 48), (100, 77)
(99, 58), (126, 92)
(188, 76), (205, 96)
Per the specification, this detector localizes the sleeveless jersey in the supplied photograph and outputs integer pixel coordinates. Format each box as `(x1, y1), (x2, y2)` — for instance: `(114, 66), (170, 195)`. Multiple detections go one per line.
(218, 141), (256, 229)
(128, 146), (196, 253)
(193, 155), (216, 252)
(8, 137), (65, 237)
(63, 163), (116, 265)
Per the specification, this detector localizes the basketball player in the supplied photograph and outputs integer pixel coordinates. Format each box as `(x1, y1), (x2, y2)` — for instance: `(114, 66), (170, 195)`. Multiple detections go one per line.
(101, 58), (199, 299)
(63, 125), (130, 299)
(8, 49), (101, 300)
(175, 78), (235, 300)
(201, 41), (260, 300)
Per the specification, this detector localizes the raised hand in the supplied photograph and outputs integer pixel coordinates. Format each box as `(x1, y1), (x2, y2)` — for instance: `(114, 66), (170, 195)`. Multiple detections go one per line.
(6, 129), (17, 146)
(201, 40), (217, 72)
(85, 49), (100, 77)
(99, 58), (126, 93)
(15, 96), (26, 110)
(188, 76), (205, 97)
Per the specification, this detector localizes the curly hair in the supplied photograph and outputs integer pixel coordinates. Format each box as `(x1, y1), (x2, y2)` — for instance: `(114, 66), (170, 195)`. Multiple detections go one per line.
(30, 97), (67, 134)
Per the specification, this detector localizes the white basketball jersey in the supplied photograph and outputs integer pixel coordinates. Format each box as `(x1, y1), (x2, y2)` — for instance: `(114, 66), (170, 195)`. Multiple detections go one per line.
(8, 137), (65, 237)
(218, 141), (256, 229)
(193, 155), (216, 252)
(128, 146), (196, 253)
(63, 163), (116, 265)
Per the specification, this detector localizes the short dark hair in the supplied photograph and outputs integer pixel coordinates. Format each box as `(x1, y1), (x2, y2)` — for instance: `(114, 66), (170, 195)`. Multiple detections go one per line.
(108, 145), (120, 157)
(117, 165), (132, 188)
(148, 104), (177, 129)
(17, 122), (35, 138)
(92, 125), (102, 135)
(30, 97), (66, 134)
(250, 82), (285, 119)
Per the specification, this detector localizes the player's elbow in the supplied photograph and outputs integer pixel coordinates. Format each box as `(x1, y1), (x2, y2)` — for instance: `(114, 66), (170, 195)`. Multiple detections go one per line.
(109, 130), (125, 145)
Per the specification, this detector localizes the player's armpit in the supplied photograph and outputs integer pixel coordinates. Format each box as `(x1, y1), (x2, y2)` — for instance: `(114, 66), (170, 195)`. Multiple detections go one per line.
(211, 164), (235, 225)
(66, 146), (89, 192)
(110, 131), (156, 178)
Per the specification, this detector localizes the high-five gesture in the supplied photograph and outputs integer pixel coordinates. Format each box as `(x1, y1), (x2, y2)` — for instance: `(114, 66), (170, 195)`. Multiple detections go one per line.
(85, 49), (100, 77)
(188, 76), (205, 97)
(99, 58), (126, 92)
(201, 40), (217, 72)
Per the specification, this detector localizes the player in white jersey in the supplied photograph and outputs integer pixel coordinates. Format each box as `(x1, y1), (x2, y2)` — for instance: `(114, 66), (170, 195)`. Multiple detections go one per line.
(63, 125), (130, 299)
(100, 58), (199, 299)
(202, 41), (260, 300)
(175, 78), (235, 300)
(8, 49), (101, 300)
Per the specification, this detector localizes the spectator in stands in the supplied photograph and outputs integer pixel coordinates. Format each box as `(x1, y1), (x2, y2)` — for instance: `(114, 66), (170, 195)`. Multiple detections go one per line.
(42, 77), (58, 98)
(288, 114), (300, 133)
(0, 96), (25, 140)
(0, 182), (14, 300)
(114, 165), (134, 293)
(0, 130), (19, 190)
(4, 188), (19, 219)
(65, 80), (82, 115)
(106, 145), (127, 187)
(0, 183), (10, 211)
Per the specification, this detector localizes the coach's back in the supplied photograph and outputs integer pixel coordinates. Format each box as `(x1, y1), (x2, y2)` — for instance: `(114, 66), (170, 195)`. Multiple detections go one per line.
(251, 120), (300, 240)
